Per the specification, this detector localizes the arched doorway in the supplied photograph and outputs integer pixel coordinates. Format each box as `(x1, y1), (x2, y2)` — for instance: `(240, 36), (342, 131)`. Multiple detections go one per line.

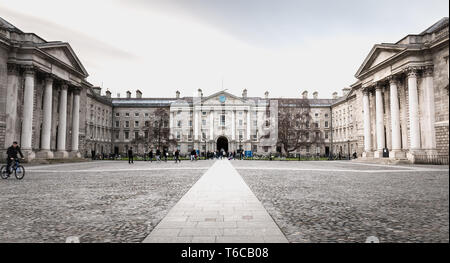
(216, 136), (229, 153)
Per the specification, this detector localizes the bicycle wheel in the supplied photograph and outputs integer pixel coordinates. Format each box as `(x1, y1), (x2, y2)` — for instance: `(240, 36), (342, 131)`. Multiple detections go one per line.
(14, 165), (25, 180)
(0, 165), (9, 179)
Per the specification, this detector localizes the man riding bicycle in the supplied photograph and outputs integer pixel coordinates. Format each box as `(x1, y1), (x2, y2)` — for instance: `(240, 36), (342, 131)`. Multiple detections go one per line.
(6, 141), (24, 176)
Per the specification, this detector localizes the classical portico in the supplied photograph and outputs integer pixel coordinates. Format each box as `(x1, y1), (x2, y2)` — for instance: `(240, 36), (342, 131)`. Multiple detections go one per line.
(0, 21), (89, 161)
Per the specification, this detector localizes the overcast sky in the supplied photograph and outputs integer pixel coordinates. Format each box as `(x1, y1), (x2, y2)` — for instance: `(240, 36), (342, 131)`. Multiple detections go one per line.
(0, 0), (448, 98)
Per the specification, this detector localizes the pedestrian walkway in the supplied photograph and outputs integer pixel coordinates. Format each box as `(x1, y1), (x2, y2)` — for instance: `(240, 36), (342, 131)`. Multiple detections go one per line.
(143, 160), (288, 243)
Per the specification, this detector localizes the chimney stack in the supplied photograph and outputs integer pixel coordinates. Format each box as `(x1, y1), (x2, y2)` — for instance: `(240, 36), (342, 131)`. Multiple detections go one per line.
(302, 91), (308, 99)
(342, 87), (351, 96)
(126, 91), (131, 99)
(264, 91), (269, 99)
(105, 89), (111, 98)
(136, 90), (142, 99)
(242, 89), (248, 99)
(176, 90), (180, 99)
(332, 92), (338, 99)
(93, 86), (101, 95)
(198, 89), (203, 98)
(313, 91), (318, 99)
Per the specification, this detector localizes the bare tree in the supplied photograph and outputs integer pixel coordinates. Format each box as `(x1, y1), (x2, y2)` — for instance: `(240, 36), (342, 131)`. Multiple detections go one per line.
(130, 135), (148, 154)
(146, 108), (176, 150)
(277, 99), (323, 155)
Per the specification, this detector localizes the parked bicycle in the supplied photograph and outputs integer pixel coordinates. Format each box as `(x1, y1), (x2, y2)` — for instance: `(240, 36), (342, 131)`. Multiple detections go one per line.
(1, 158), (25, 180)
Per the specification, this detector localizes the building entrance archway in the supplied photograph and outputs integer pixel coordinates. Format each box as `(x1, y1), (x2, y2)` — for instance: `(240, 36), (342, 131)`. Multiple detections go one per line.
(216, 136), (229, 153)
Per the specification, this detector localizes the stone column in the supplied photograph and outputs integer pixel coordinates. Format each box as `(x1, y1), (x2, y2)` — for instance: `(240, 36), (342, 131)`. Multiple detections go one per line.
(422, 66), (437, 154)
(362, 89), (373, 157)
(169, 111), (174, 140)
(374, 84), (385, 158)
(231, 110), (236, 141)
(407, 68), (421, 152)
(56, 84), (69, 158)
(389, 77), (405, 159)
(38, 76), (54, 158)
(209, 111), (214, 140)
(70, 89), (81, 157)
(246, 109), (251, 141)
(194, 110), (199, 141)
(20, 67), (36, 160)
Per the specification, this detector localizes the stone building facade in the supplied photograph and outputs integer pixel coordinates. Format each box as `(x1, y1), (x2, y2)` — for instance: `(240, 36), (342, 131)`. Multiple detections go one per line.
(351, 17), (449, 162)
(1, 16), (448, 163)
(0, 17), (89, 161)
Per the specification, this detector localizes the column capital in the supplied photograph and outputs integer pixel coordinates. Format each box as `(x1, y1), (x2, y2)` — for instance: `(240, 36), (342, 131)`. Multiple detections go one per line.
(404, 66), (419, 77)
(44, 74), (54, 84)
(22, 66), (35, 76)
(7, 63), (20, 75)
(422, 65), (434, 77)
(387, 75), (399, 85)
(362, 87), (371, 96)
(59, 83), (69, 91)
(375, 82), (384, 91)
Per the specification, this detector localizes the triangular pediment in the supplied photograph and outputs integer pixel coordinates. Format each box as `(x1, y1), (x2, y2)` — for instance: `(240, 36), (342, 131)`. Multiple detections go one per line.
(202, 91), (246, 104)
(355, 44), (406, 78)
(38, 42), (88, 77)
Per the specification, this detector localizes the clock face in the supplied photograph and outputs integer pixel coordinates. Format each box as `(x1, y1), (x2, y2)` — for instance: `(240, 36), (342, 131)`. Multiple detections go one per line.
(219, 96), (226, 103)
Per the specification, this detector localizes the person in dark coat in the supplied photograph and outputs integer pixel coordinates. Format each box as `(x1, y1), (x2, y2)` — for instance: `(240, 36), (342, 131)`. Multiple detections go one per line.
(128, 147), (134, 164)
(6, 142), (24, 176)
(174, 149), (181, 163)
(156, 148), (161, 162)
(149, 149), (154, 163)
(163, 149), (168, 162)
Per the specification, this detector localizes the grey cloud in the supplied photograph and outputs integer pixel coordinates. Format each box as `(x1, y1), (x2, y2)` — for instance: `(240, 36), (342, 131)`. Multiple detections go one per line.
(0, 6), (136, 61)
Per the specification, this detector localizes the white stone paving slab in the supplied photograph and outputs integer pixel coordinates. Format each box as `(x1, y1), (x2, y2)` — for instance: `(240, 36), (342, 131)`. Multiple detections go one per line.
(143, 160), (288, 243)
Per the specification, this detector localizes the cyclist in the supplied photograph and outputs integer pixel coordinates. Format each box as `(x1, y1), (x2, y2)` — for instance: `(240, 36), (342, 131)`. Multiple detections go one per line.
(6, 141), (24, 176)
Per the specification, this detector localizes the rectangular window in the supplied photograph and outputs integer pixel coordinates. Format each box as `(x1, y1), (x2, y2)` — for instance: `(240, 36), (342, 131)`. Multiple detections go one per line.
(220, 115), (226, 126)
(115, 112), (120, 117)
(115, 121), (120, 128)
(325, 132), (329, 139)
(315, 122), (319, 128)
(125, 132), (129, 139)
(135, 121), (139, 127)
(144, 131), (148, 139)
(325, 121), (329, 128)
(125, 121), (130, 128)
(176, 132), (181, 141)
(135, 112), (139, 117)
(125, 112), (130, 117)
(115, 132), (119, 140)
(202, 119), (206, 126)
(189, 120), (192, 127)
(239, 120), (243, 126)
(177, 120), (182, 128)
(253, 120), (257, 127)
(239, 130), (243, 140)
(145, 113), (149, 117)
(135, 131), (139, 139)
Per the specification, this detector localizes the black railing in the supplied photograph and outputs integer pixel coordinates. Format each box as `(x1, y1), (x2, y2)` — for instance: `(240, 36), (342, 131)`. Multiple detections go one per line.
(414, 155), (449, 165)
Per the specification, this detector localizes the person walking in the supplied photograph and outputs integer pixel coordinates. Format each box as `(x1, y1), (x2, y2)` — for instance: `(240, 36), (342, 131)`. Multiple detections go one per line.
(128, 147), (134, 164)
(149, 149), (153, 163)
(156, 148), (161, 162)
(174, 149), (181, 163)
(190, 149), (196, 161)
(163, 149), (168, 162)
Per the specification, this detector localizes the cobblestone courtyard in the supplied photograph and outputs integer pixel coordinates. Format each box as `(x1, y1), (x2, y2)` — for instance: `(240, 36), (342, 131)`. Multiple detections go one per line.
(0, 161), (211, 242)
(234, 161), (449, 243)
(0, 160), (448, 243)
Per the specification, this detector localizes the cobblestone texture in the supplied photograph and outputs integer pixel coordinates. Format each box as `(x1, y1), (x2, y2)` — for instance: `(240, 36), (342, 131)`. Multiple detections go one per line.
(234, 160), (449, 243)
(0, 160), (211, 243)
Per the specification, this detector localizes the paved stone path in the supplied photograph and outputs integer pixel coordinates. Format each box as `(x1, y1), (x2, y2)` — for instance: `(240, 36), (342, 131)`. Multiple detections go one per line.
(143, 160), (288, 243)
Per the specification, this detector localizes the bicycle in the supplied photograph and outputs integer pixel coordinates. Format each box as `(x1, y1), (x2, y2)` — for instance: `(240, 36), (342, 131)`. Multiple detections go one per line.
(1, 158), (25, 180)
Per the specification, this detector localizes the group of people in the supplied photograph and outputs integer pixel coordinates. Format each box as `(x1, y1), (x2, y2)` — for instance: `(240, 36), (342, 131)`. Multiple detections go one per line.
(125, 147), (245, 164)
(127, 147), (181, 164)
